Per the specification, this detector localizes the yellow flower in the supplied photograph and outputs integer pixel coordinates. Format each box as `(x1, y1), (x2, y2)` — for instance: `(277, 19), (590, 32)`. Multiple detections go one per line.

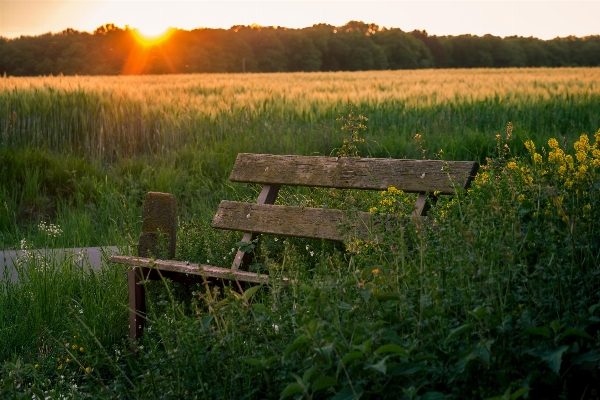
(72, 344), (77, 350)
(371, 268), (380, 274)
(558, 165), (567, 176)
(548, 138), (559, 149)
(576, 151), (587, 163)
(79, 347), (84, 352)
(34, 364), (39, 368)
(58, 364), (63, 370)
(85, 367), (91, 373)
(574, 134), (590, 152)
(534, 153), (542, 164)
(565, 155), (574, 167)
(387, 186), (402, 194)
(507, 161), (517, 170)
(66, 358), (70, 363)
(518, 194), (525, 202)
(369, 207), (378, 213)
(524, 140), (536, 153)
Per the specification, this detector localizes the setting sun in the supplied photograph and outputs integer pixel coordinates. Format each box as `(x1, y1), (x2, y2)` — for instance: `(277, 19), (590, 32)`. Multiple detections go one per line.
(132, 26), (174, 46)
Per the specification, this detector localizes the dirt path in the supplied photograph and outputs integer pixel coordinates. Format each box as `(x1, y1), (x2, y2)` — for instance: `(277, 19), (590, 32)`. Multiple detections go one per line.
(0, 246), (130, 282)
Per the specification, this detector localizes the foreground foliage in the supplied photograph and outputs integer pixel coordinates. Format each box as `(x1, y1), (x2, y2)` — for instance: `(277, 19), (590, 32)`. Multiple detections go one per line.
(2, 124), (599, 399)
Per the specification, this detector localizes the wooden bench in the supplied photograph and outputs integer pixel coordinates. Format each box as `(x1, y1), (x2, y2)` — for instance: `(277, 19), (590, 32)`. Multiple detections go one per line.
(110, 153), (479, 341)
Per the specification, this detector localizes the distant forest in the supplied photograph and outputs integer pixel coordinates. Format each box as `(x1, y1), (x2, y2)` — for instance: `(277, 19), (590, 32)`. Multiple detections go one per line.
(2, 21), (600, 76)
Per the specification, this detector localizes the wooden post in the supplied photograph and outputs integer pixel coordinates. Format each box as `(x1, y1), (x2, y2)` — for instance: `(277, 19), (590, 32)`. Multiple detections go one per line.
(138, 192), (177, 259)
(130, 192), (177, 343)
(231, 184), (280, 270)
(128, 267), (146, 343)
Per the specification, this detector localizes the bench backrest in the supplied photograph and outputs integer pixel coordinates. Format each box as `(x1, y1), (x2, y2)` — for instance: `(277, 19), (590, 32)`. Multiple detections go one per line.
(211, 154), (479, 269)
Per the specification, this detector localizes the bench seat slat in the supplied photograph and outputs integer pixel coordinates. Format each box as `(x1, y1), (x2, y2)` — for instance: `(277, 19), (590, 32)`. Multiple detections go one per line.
(211, 200), (375, 241)
(110, 255), (273, 284)
(230, 154), (478, 195)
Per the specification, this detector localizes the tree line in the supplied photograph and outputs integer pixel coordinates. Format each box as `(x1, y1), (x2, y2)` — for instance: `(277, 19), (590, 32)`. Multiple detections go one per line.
(1, 21), (600, 76)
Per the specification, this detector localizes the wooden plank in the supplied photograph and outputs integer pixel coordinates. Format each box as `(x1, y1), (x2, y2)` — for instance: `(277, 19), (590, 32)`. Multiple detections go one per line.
(229, 154), (479, 195)
(231, 184), (280, 270)
(110, 255), (276, 284)
(128, 267), (146, 342)
(211, 201), (376, 241)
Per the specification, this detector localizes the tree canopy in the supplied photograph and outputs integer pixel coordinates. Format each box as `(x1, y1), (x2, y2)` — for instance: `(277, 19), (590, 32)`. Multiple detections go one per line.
(1, 21), (599, 76)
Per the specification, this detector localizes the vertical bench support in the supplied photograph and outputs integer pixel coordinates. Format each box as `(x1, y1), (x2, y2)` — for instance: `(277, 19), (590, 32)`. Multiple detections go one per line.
(130, 192), (177, 343)
(231, 184), (280, 270)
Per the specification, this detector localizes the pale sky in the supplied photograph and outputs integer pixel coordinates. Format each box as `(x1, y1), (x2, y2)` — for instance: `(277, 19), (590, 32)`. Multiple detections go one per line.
(0, 1), (599, 40)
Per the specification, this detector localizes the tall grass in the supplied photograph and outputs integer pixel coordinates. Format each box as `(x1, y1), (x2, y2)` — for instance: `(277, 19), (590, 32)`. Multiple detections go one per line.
(2, 123), (598, 399)
(2, 69), (599, 250)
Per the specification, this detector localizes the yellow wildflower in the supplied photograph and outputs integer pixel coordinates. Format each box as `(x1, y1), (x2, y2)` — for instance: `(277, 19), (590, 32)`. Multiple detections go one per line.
(369, 207), (378, 213)
(548, 138), (559, 149)
(371, 268), (380, 274)
(58, 364), (63, 370)
(34, 364), (39, 368)
(85, 367), (91, 373)
(518, 194), (525, 202)
(576, 151), (587, 163)
(79, 347), (84, 352)
(507, 161), (517, 170)
(534, 153), (542, 164)
(72, 345), (77, 350)
(574, 134), (590, 152)
(565, 155), (574, 167)
(524, 140), (536, 153)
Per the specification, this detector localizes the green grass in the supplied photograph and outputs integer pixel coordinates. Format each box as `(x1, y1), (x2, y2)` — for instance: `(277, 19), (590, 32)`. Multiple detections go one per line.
(1, 71), (599, 399)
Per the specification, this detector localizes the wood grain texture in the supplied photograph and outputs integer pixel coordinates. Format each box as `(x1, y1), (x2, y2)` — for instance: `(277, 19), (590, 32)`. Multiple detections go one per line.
(229, 154), (479, 194)
(231, 184), (281, 270)
(211, 201), (376, 241)
(110, 255), (279, 284)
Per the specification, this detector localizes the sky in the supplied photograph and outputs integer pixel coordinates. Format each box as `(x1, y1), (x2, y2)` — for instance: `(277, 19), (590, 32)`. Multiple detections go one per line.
(0, 1), (599, 40)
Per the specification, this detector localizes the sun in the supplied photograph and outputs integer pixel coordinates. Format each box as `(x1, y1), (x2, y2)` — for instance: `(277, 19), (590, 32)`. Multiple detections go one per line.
(132, 26), (173, 46)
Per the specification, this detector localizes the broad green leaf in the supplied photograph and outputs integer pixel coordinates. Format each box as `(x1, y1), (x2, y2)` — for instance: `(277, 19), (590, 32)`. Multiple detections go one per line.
(243, 285), (262, 301)
(342, 278), (357, 288)
(510, 387), (532, 399)
(338, 301), (353, 310)
(251, 303), (270, 314)
(522, 326), (551, 338)
(374, 344), (409, 357)
(366, 355), (390, 375)
(284, 335), (309, 357)
(201, 315), (213, 329)
(341, 351), (364, 365)
(445, 323), (475, 344)
(469, 306), (488, 320)
(280, 382), (305, 399)
(302, 366), (317, 384)
(312, 376), (338, 392)
(573, 350), (600, 365)
(331, 386), (364, 400)
(243, 358), (263, 367)
(542, 345), (569, 374)
(559, 328), (593, 341)
(359, 287), (372, 303)
(214, 298), (231, 310)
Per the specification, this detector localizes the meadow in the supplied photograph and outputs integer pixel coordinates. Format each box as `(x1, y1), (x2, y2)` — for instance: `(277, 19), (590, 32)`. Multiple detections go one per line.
(1, 68), (599, 399)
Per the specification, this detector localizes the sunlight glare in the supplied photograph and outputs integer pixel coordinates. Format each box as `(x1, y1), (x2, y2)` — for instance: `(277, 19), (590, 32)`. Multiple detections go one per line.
(133, 26), (173, 46)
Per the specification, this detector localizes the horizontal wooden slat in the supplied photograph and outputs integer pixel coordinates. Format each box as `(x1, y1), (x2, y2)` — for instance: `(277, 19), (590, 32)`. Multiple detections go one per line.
(110, 255), (279, 284)
(211, 201), (376, 241)
(230, 154), (479, 194)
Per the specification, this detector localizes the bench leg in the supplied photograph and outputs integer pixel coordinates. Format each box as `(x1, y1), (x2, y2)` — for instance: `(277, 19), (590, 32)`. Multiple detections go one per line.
(128, 267), (146, 343)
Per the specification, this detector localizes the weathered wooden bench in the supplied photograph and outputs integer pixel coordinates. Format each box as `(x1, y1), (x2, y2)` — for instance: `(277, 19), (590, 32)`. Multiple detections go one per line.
(111, 153), (479, 341)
